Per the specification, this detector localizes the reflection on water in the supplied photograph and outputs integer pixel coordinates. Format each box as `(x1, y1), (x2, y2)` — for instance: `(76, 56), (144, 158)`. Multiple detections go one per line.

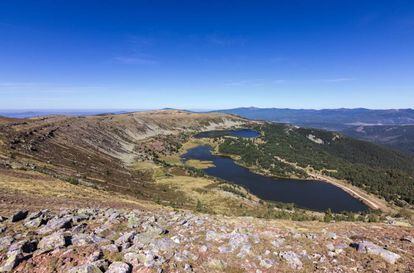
(182, 145), (368, 213)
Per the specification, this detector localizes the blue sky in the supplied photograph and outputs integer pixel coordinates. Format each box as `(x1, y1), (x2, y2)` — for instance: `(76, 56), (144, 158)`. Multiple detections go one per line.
(0, 0), (413, 110)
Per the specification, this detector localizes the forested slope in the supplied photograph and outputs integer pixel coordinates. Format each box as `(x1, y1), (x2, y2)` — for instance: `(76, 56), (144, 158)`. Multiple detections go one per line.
(218, 123), (414, 206)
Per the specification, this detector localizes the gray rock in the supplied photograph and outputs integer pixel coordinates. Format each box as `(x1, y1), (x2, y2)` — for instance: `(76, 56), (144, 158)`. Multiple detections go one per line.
(184, 263), (193, 272)
(38, 232), (68, 252)
(151, 237), (176, 252)
(326, 232), (337, 240)
(37, 216), (72, 234)
(132, 231), (158, 248)
(115, 231), (136, 246)
(143, 224), (168, 235)
(271, 238), (285, 248)
(0, 252), (24, 272)
(7, 239), (37, 255)
(354, 241), (401, 264)
(10, 210), (28, 222)
(237, 243), (251, 258)
(106, 262), (131, 273)
(259, 257), (274, 269)
(0, 226), (6, 234)
(101, 244), (119, 253)
(72, 214), (90, 223)
(27, 210), (44, 220)
(72, 234), (94, 246)
(199, 245), (208, 253)
(123, 252), (140, 267)
(280, 251), (303, 269)
(72, 223), (88, 233)
(206, 230), (222, 241)
(88, 250), (103, 262)
(127, 213), (140, 228)
(24, 217), (46, 228)
(137, 252), (157, 267)
(91, 260), (110, 271)
(218, 245), (232, 253)
(0, 236), (14, 252)
(305, 233), (317, 240)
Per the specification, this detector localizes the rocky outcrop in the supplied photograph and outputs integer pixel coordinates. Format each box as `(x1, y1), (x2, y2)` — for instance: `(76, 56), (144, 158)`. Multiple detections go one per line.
(352, 240), (401, 264)
(0, 208), (412, 272)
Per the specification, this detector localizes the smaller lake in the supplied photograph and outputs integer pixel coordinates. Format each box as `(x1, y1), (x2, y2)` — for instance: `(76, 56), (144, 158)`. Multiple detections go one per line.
(182, 145), (368, 213)
(194, 128), (260, 139)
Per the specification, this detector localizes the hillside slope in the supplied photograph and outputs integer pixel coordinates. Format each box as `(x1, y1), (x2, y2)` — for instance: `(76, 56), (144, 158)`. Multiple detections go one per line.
(343, 125), (414, 154)
(0, 110), (247, 200)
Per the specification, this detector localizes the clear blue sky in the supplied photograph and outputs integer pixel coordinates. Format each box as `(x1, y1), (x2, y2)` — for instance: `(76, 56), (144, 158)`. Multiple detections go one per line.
(1, 0), (413, 110)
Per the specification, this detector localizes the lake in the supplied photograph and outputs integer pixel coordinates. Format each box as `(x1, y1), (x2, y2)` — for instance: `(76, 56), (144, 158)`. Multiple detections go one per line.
(181, 145), (368, 213)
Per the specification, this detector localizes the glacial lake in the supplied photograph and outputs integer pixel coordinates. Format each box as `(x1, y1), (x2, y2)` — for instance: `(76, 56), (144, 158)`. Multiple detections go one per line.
(182, 145), (368, 213)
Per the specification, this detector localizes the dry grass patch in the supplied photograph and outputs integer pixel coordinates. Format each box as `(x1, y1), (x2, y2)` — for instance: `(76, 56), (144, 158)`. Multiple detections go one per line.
(0, 169), (157, 212)
(156, 175), (260, 215)
(185, 159), (215, 169)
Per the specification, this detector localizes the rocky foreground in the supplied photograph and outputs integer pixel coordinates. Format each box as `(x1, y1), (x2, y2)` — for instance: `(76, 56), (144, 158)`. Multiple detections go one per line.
(0, 208), (413, 273)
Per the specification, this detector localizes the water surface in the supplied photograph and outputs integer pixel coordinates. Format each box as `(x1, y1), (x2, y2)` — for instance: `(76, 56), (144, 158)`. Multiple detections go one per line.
(182, 145), (368, 213)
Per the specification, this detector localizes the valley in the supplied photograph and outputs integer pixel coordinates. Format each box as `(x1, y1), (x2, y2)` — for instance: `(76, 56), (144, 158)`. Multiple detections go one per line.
(0, 110), (413, 272)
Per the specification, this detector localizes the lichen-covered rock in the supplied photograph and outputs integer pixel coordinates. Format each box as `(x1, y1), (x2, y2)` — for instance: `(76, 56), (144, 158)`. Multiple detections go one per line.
(0, 252), (24, 272)
(115, 231), (136, 246)
(37, 232), (68, 252)
(7, 239), (37, 255)
(0, 236), (13, 252)
(280, 251), (303, 269)
(37, 216), (72, 234)
(106, 262), (131, 273)
(354, 240), (401, 264)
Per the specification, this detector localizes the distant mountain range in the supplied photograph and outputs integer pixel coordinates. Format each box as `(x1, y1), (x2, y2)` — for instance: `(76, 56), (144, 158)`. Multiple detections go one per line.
(217, 107), (414, 154)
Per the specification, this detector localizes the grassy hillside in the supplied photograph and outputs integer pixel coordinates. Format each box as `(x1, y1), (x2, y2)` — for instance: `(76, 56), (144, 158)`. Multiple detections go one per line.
(218, 123), (414, 206)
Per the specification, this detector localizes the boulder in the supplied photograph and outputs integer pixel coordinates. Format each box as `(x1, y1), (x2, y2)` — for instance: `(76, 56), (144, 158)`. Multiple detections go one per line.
(101, 244), (119, 253)
(24, 217), (46, 228)
(106, 262), (131, 273)
(354, 241), (401, 264)
(0, 236), (13, 252)
(123, 252), (140, 268)
(0, 252), (24, 272)
(280, 251), (303, 269)
(115, 231), (136, 246)
(37, 232), (68, 252)
(37, 216), (72, 234)
(7, 239), (37, 255)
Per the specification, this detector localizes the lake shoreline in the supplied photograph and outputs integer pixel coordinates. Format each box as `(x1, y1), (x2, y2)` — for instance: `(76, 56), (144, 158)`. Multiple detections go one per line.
(182, 144), (369, 213)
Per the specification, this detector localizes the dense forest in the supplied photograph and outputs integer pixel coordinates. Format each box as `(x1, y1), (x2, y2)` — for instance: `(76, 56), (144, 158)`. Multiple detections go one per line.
(218, 123), (414, 206)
